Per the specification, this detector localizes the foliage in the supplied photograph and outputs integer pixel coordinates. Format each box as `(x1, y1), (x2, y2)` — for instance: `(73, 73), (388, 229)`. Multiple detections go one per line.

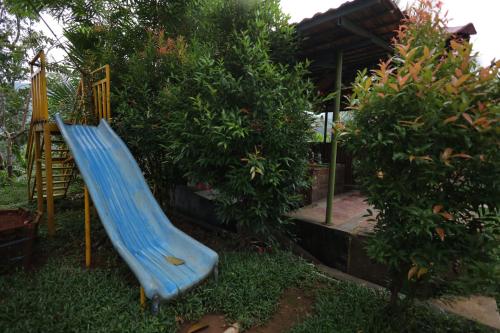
(0, 3), (50, 177)
(347, 0), (500, 303)
(47, 72), (80, 120)
(33, 0), (316, 236)
(164, 20), (315, 237)
(290, 282), (496, 333)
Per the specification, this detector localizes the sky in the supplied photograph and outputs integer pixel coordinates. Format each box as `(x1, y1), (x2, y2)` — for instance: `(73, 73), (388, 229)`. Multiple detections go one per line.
(280, 0), (500, 65)
(39, 0), (499, 66)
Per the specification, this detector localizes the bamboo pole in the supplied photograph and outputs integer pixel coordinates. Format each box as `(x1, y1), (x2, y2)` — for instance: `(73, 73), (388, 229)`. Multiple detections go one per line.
(326, 50), (343, 225)
(84, 186), (91, 268)
(34, 131), (44, 214)
(43, 124), (55, 235)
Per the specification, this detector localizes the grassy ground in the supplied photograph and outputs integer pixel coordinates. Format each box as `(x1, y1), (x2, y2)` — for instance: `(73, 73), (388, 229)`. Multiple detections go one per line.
(0, 179), (496, 332)
(290, 282), (495, 333)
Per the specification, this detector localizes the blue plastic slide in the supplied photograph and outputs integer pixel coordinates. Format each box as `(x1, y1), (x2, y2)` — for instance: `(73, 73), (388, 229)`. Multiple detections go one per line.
(55, 115), (218, 303)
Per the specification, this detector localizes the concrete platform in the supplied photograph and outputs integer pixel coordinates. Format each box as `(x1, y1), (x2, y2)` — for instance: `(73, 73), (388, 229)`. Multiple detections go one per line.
(287, 191), (389, 286)
(288, 191), (375, 235)
(289, 193), (500, 330)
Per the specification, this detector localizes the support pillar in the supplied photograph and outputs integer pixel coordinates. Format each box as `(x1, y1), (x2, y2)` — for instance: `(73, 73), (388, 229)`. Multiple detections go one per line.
(84, 186), (91, 268)
(43, 124), (55, 235)
(326, 50), (343, 225)
(140, 287), (146, 309)
(34, 131), (44, 214)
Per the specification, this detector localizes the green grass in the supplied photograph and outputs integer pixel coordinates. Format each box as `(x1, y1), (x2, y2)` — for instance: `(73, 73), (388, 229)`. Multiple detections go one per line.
(290, 282), (496, 333)
(0, 250), (315, 332)
(0, 176), (31, 209)
(0, 180), (496, 333)
(0, 180), (316, 332)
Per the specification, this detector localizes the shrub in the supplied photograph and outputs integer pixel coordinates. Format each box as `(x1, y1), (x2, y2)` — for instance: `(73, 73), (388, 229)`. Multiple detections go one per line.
(348, 0), (500, 304)
(165, 12), (316, 237)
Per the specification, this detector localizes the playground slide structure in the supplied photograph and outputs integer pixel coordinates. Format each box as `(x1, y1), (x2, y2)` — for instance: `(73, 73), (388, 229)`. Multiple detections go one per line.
(55, 114), (218, 309)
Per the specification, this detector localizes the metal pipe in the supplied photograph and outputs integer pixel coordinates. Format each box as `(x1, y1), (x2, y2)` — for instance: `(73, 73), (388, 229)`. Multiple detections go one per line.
(151, 295), (160, 315)
(323, 109), (329, 143)
(326, 50), (343, 225)
(140, 287), (146, 309)
(84, 186), (91, 268)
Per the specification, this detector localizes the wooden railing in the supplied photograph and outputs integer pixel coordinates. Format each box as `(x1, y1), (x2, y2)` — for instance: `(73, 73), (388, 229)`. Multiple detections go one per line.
(91, 65), (111, 122)
(29, 50), (49, 123)
(27, 51), (49, 200)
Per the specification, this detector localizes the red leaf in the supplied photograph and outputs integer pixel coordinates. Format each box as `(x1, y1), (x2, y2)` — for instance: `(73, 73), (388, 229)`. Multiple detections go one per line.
(443, 115), (458, 124)
(440, 212), (453, 221)
(408, 266), (418, 280)
(397, 73), (411, 87)
(440, 148), (453, 165)
(433, 205), (443, 214)
(462, 113), (474, 126)
(452, 153), (472, 159)
(436, 227), (445, 241)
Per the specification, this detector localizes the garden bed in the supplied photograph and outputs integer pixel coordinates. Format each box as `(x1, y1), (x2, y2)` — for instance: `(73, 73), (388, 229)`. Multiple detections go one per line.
(0, 209), (40, 271)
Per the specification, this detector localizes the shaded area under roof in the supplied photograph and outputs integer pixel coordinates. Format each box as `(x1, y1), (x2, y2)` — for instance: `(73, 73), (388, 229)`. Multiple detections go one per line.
(296, 0), (403, 85)
(295, 0), (478, 92)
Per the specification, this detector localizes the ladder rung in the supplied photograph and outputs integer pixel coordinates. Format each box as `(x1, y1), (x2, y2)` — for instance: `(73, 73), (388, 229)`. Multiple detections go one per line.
(42, 180), (69, 185)
(43, 184), (66, 193)
(38, 192), (66, 199)
(33, 175), (70, 180)
(50, 166), (74, 170)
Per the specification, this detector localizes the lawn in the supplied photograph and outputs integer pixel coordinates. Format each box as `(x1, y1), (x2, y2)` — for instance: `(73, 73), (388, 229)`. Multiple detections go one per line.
(0, 179), (496, 333)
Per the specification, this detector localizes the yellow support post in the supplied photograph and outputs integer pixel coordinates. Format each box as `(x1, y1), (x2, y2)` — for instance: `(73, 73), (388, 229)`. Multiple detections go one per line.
(105, 65), (111, 122)
(84, 186), (91, 268)
(43, 124), (55, 235)
(326, 50), (343, 225)
(140, 287), (146, 309)
(34, 131), (44, 214)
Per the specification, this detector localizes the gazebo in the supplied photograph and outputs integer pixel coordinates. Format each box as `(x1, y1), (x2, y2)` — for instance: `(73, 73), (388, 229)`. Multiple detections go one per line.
(295, 0), (476, 225)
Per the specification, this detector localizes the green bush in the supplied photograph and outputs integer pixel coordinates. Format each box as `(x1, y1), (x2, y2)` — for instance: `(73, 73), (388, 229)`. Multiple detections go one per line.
(165, 14), (315, 237)
(348, 0), (500, 304)
(60, 0), (316, 237)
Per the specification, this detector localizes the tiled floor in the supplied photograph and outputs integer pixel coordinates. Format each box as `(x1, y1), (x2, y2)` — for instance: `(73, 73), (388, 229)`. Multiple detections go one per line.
(288, 191), (376, 235)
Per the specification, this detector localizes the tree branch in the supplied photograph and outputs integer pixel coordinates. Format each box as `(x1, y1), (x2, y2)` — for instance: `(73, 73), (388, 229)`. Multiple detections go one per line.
(20, 90), (31, 131)
(12, 16), (21, 46)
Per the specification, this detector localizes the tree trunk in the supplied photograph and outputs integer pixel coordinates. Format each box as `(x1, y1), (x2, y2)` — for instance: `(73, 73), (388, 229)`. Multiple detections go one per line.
(388, 270), (404, 308)
(6, 135), (13, 178)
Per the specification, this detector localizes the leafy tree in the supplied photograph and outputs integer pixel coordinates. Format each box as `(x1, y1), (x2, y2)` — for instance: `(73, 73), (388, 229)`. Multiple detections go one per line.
(165, 18), (315, 237)
(0, 2), (49, 178)
(348, 0), (499, 305)
(9, 0), (317, 237)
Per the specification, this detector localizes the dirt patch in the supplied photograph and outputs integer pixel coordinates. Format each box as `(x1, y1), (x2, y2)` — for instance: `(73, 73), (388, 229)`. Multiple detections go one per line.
(246, 288), (315, 333)
(177, 314), (229, 333)
(176, 288), (316, 333)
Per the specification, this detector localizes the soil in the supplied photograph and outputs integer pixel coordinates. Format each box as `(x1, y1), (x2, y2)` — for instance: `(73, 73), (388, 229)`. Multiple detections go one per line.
(246, 287), (315, 333)
(178, 314), (229, 333)
(177, 287), (316, 333)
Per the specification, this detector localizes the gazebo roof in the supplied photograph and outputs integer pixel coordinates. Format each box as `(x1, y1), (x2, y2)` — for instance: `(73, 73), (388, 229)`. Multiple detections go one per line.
(296, 0), (477, 92)
(296, 0), (403, 81)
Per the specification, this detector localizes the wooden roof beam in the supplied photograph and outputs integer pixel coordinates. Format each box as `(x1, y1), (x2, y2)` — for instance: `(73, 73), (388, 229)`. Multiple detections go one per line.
(297, 0), (381, 32)
(337, 16), (392, 52)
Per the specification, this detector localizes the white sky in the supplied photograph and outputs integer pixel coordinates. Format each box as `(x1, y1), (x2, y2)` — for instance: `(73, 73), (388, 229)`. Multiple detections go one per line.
(280, 0), (500, 65)
(39, 0), (499, 66)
